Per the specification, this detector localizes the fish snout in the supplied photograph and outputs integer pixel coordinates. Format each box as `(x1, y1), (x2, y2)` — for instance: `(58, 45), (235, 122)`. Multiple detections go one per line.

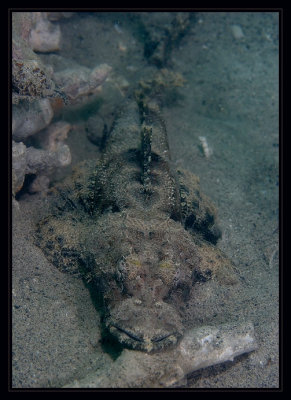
(106, 297), (184, 351)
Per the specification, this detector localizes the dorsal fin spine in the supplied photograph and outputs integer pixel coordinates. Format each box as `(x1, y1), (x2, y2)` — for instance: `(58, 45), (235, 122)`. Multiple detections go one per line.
(141, 124), (152, 193)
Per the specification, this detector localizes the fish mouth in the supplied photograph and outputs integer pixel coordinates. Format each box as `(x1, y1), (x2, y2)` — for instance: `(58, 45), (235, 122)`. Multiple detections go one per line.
(106, 298), (184, 351)
(109, 323), (179, 349)
(111, 324), (144, 342)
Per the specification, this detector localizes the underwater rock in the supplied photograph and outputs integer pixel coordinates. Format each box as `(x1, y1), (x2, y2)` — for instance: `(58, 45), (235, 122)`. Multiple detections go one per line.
(12, 141), (28, 195)
(29, 12), (61, 53)
(35, 99), (239, 354)
(12, 58), (56, 104)
(28, 174), (51, 194)
(12, 99), (54, 140)
(63, 322), (257, 388)
(12, 139), (71, 196)
(37, 121), (72, 152)
(25, 142), (71, 173)
(53, 64), (112, 102)
(12, 13), (60, 104)
(85, 114), (107, 147)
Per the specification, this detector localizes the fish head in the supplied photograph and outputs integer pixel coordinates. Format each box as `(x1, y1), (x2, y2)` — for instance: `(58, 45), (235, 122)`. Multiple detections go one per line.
(103, 250), (190, 352)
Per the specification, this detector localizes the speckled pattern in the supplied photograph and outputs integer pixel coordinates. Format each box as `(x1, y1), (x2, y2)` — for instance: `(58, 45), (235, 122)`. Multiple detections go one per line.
(35, 99), (237, 353)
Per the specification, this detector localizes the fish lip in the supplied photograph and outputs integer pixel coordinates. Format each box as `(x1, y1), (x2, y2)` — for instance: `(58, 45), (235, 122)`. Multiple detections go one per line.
(110, 324), (144, 342)
(110, 323), (176, 343)
(150, 333), (174, 343)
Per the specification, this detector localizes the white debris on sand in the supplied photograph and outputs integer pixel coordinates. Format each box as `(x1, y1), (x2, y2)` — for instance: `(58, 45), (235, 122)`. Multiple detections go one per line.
(198, 136), (213, 158)
(63, 321), (257, 388)
(230, 24), (245, 40)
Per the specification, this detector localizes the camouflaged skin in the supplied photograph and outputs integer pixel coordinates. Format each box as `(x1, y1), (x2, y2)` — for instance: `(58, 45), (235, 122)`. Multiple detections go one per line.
(35, 99), (236, 352)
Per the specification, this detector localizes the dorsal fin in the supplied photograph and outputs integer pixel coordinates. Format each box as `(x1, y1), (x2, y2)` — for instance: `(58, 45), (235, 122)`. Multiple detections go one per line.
(141, 123), (152, 193)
